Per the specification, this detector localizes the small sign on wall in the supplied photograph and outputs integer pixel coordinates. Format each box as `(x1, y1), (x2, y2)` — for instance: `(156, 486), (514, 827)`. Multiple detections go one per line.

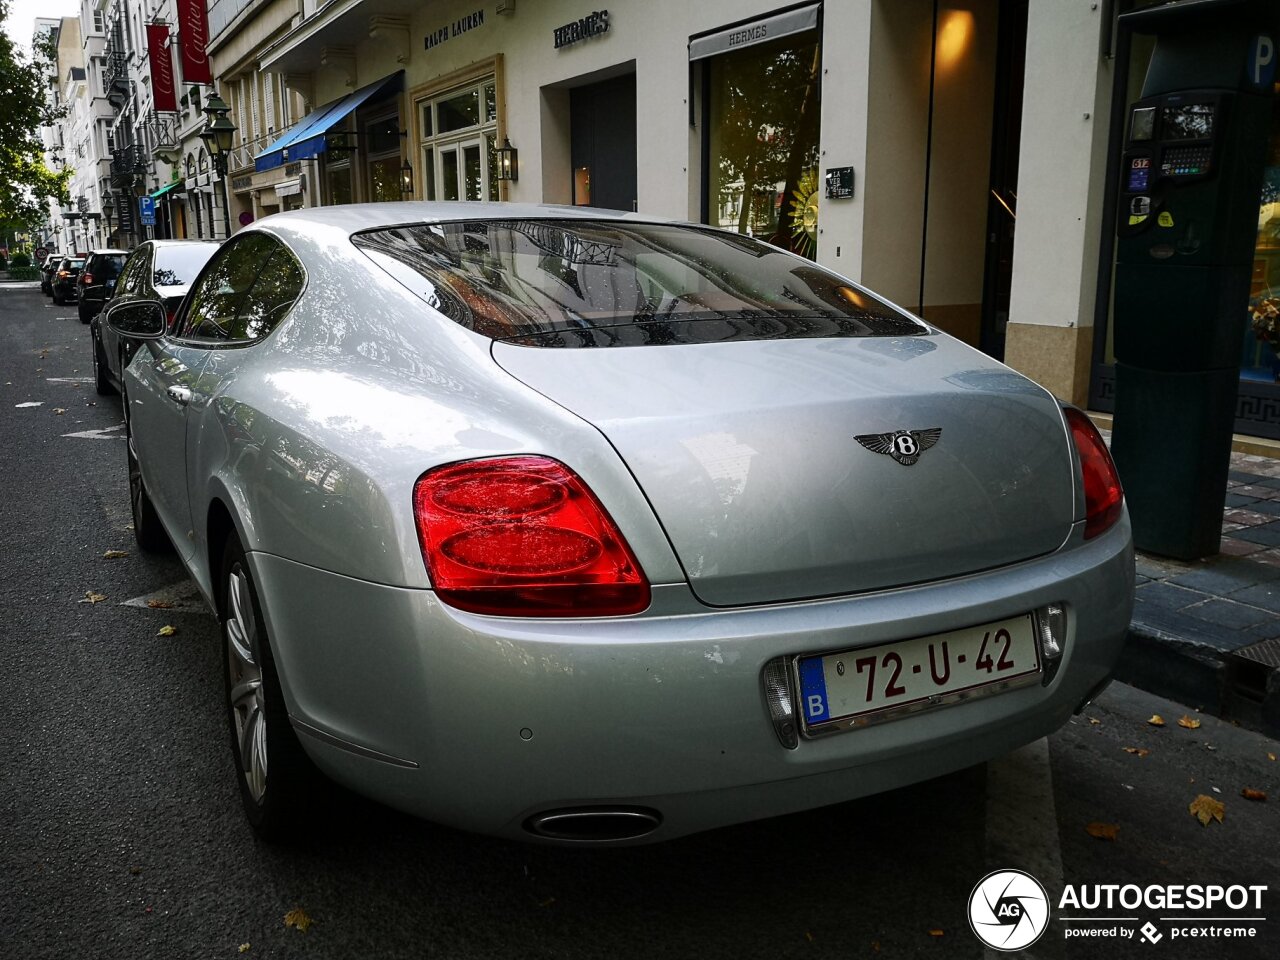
(825, 167), (855, 200)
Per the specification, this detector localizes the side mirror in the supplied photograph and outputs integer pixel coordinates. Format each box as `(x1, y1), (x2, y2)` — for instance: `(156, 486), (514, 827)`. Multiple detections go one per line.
(106, 300), (166, 340)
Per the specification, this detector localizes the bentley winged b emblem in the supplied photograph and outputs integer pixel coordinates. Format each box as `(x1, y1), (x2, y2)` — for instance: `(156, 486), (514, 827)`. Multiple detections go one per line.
(854, 428), (942, 466)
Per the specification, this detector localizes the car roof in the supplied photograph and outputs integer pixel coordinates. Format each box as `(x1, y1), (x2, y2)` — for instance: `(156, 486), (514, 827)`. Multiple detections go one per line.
(87, 249), (130, 256)
(256, 201), (667, 239)
(141, 239), (219, 248)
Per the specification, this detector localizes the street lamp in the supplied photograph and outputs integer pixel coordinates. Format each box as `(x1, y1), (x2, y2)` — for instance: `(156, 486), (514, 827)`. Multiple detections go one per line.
(200, 92), (237, 239)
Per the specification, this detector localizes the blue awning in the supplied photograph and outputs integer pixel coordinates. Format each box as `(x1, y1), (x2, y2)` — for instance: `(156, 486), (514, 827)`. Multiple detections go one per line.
(254, 71), (403, 172)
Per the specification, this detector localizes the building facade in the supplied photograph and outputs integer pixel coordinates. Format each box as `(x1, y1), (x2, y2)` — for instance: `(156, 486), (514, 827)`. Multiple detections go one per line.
(33, 0), (1280, 439)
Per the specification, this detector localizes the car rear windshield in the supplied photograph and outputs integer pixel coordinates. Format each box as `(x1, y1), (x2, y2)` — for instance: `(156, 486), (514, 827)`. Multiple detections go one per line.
(352, 220), (926, 347)
(154, 245), (217, 288)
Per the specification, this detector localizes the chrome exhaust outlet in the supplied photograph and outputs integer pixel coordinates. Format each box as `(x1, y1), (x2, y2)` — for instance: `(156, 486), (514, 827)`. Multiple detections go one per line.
(524, 806), (662, 842)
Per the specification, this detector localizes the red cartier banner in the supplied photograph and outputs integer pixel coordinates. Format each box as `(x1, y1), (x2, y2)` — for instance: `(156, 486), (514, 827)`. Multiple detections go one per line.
(177, 0), (213, 84)
(146, 24), (177, 112)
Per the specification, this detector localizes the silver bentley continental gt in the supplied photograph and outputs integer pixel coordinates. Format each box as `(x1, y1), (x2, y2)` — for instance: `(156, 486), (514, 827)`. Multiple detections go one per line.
(106, 203), (1134, 844)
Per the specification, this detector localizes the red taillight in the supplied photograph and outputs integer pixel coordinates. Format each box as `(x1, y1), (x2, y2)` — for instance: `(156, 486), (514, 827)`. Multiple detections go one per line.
(1065, 408), (1123, 539)
(82, 273), (93, 284)
(57, 270), (69, 278)
(413, 456), (650, 617)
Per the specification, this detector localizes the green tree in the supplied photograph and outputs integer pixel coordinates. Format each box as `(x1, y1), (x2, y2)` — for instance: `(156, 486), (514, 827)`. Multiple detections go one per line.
(0, 2), (70, 227)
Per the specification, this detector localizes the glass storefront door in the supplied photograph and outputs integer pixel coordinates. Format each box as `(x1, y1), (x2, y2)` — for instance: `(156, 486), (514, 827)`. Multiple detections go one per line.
(436, 139), (485, 201)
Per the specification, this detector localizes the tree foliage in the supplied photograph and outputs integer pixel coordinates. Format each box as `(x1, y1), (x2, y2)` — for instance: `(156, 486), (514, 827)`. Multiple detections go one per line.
(0, 1), (70, 227)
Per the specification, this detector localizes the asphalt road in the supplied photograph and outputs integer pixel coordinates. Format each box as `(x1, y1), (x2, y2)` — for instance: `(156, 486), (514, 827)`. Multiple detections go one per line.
(1, 281), (1277, 959)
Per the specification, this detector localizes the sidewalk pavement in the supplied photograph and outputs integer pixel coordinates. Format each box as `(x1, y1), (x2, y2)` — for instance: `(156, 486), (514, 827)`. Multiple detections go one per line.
(1116, 445), (1280, 738)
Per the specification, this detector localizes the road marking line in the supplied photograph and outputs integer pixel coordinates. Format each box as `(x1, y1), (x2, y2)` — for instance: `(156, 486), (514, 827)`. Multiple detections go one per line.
(985, 737), (1065, 960)
(62, 422), (126, 440)
(121, 579), (213, 617)
(47, 377), (93, 384)
(14, 401), (43, 408)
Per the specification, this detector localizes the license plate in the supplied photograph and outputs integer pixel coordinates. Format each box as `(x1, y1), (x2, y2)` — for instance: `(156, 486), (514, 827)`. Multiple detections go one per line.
(796, 614), (1041, 734)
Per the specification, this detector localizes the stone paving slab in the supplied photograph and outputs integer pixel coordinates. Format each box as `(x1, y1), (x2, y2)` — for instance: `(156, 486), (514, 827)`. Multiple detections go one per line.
(1115, 442), (1280, 735)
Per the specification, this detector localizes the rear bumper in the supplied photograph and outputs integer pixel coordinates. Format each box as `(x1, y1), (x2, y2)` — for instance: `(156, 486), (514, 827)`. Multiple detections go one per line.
(250, 519), (1133, 842)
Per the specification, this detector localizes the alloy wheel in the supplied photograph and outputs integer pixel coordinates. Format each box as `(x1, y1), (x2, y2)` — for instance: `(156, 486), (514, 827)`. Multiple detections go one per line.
(225, 565), (268, 804)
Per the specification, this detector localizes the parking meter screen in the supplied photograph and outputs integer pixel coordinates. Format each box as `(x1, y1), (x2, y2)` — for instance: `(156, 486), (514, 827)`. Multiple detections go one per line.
(1161, 103), (1214, 141)
(1130, 106), (1156, 141)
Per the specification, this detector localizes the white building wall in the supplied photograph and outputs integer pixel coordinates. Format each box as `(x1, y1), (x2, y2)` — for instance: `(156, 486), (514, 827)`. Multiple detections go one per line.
(1003, 0), (1114, 404)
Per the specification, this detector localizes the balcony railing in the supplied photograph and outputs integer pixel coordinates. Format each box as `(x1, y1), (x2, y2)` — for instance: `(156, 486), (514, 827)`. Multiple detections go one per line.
(110, 142), (147, 187)
(141, 111), (180, 160)
(228, 130), (283, 174)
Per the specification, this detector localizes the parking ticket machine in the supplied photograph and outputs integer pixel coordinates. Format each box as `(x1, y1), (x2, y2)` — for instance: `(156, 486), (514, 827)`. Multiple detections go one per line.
(1110, 1), (1276, 559)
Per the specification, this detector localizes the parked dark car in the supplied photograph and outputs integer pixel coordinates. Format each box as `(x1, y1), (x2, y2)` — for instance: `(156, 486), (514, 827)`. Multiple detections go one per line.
(50, 256), (85, 305)
(40, 252), (65, 296)
(77, 249), (130, 323)
(91, 239), (219, 395)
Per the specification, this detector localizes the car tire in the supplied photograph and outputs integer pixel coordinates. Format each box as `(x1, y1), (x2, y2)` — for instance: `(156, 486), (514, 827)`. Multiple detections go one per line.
(125, 406), (171, 553)
(92, 331), (116, 396)
(220, 533), (322, 840)
(78, 303), (93, 324)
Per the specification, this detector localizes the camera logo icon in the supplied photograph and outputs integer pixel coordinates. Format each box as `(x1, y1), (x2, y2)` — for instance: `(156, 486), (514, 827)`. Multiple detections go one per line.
(968, 869), (1051, 951)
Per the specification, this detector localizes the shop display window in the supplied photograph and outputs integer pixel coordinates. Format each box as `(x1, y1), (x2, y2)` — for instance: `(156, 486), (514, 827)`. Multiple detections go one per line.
(705, 32), (822, 260)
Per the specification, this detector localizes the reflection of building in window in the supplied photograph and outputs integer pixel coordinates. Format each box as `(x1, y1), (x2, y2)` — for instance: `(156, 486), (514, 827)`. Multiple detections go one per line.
(707, 32), (822, 260)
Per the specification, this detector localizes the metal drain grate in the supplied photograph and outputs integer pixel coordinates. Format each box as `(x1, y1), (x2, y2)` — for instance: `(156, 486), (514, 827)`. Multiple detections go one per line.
(1234, 636), (1280, 669)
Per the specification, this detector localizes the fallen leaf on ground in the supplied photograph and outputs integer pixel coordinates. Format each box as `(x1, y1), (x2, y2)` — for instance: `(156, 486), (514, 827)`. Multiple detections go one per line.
(52, 408), (65, 415)
(156, 625), (177, 637)
(1178, 715), (1202, 730)
(128, 865), (142, 875)
(1122, 747), (1150, 757)
(1088, 717), (1101, 725)
(804, 932), (813, 942)
(1148, 714), (1166, 726)
(102, 550), (128, 559)
(146, 599), (172, 609)
(1241, 788), (1267, 802)
(538, 897), (555, 907)
(1085, 822), (1120, 841)
(79, 591), (107, 604)
(238, 946), (250, 954)
(283, 908), (312, 933)
(1189, 794), (1225, 826)
(1268, 753), (1276, 762)
(928, 929), (944, 937)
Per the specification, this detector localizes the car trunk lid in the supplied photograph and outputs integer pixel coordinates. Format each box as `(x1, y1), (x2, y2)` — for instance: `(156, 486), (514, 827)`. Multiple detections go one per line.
(492, 334), (1077, 607)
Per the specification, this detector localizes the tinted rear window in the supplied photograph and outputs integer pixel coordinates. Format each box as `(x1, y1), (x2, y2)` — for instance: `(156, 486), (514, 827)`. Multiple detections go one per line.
(153, 244), (218, 288)
(353, 220), (925, 347)
(92, 255), (126, 279)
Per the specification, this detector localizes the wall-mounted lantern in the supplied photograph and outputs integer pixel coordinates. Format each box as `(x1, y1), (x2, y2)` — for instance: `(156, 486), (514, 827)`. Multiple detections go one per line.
(495, 138), (518, 182)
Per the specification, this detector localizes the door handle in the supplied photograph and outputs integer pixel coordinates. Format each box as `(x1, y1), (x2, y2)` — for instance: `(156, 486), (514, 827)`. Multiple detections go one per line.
(166, 385), (193, 406)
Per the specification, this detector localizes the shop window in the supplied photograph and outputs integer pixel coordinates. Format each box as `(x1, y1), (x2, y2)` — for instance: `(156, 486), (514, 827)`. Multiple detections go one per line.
(365, 113), (403, 203)
(704, 32), (822, 259)
(1245, 97), (1280, 382)
(415, 77), (498, 203)
(326, 160), (353, 205)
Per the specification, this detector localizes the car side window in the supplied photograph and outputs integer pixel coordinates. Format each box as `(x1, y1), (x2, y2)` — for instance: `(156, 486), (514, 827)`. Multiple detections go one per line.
(117, 249), (149, 296)
(178, 235), (276, 343)
(176, 234), (303, 345)
(234, 248), (305, 341)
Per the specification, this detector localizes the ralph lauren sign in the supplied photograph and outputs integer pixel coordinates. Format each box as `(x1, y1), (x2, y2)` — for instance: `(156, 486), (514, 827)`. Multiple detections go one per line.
(554, 10), (609, 49)
(424, 9), (485, 50)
